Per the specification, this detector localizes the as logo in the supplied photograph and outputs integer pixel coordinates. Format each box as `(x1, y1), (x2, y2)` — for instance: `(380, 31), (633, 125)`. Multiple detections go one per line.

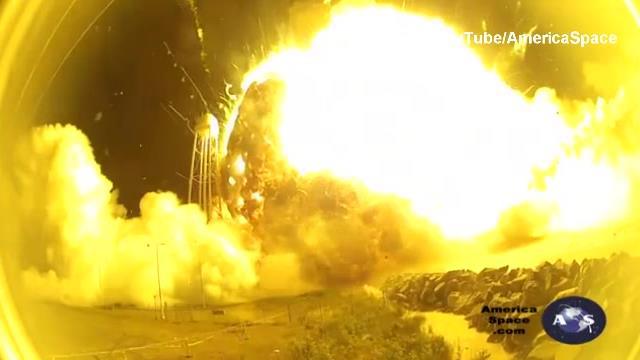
(542, 296), (606, 344)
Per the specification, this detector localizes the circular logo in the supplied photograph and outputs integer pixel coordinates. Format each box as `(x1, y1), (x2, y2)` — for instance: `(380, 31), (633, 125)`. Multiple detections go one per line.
(542, 296), (606, 344)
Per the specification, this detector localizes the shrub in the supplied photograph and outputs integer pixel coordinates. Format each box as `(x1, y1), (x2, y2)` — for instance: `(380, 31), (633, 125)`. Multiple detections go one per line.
(289, 293), (453, 360)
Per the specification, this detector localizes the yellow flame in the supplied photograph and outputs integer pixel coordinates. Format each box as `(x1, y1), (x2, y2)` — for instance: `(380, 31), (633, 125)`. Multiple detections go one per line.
(232, 155), (246, 175)
(242, 4), (628, 239)
(207, 112), (219, 139)
(545, 151), (630, 231)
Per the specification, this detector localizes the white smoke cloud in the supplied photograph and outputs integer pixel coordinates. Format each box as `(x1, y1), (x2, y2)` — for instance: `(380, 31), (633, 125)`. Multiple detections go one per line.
(14, 124), (260, 307)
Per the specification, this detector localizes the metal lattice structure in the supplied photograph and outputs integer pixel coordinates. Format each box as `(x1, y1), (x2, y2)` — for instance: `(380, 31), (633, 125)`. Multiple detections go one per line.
(188, 113), (222, 221)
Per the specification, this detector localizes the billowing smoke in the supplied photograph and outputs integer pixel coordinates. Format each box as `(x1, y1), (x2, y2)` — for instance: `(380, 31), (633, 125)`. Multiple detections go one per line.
(223, 79), (446, 289)
(13, 4), (640, 307)
(13, 125), (260, 307)
(489, 27), (640, 253)
(259, 174), (444, 286)
(12, 122), (444, 306)
(490, 86), (640, 252)
(491, 201), (552, 251)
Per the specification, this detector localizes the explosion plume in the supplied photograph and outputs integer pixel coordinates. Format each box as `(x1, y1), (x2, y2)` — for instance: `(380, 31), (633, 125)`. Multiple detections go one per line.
(9, 2), (640, 307)
(234, 4), (633, 243)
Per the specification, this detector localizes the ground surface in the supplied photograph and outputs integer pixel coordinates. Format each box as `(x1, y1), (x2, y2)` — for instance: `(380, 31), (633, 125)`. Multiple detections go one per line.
(33, 292), (330, 360)
(384, 253), (640, 359)
(27, 290), (497, 360)
(34, 252), (636, 360)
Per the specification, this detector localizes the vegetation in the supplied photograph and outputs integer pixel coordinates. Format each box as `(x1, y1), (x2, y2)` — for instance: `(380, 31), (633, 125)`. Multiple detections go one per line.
(289, 293), (453, 360)
(471, 350), (492, 360)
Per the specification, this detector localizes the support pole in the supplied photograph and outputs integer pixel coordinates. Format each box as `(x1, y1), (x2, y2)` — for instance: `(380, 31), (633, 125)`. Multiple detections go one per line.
(187, 132), (198, 203)
(155, 244), (165, 320)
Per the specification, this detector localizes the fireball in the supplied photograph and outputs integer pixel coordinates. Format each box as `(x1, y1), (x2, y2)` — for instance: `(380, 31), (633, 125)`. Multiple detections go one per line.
(240, 5), (629, 239)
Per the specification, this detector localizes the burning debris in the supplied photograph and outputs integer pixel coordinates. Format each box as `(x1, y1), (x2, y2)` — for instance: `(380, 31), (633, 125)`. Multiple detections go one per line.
(9, 2), (640, 310)
(236, 4), (632, 241)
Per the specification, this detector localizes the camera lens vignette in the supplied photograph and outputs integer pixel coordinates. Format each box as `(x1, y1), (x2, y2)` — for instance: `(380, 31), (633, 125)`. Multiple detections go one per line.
(0, 0), (639, 359)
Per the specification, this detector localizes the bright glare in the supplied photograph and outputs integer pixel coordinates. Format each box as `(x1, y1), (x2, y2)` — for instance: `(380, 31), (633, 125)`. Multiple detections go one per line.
(544, 151), (630, 231)
(242, 5), (631, 239)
